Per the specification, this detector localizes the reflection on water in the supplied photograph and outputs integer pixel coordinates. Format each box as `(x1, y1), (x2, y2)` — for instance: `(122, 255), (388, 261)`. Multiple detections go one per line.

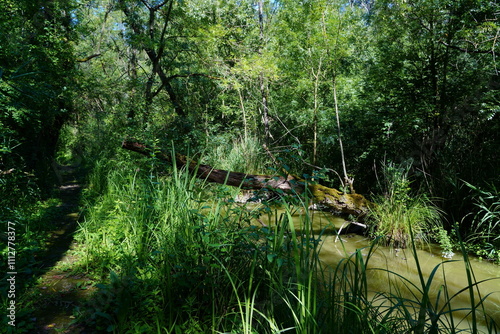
(254, 204), (500, 331)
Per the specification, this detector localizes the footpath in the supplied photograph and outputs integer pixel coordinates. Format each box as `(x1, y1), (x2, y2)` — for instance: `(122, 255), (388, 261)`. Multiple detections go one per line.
(30, 166), (95, 334)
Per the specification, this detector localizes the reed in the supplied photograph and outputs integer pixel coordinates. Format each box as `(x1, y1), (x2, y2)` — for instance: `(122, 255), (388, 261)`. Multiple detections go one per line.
(369, 162), (443, 249)
(75, 154), (498, 333)
(464, 182), (500, 263)
(204, 135), (268, 174)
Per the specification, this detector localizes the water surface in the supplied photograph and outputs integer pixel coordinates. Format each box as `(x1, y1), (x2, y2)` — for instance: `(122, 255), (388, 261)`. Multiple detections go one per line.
(254, 205), (500, 331)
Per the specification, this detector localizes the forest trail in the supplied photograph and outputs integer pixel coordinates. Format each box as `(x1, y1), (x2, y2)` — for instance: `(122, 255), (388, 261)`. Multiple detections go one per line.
(30, 165), (95, 334)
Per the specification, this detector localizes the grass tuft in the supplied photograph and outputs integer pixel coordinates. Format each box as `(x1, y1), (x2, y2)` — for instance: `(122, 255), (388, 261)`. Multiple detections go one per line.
(369, 162), (443, 249)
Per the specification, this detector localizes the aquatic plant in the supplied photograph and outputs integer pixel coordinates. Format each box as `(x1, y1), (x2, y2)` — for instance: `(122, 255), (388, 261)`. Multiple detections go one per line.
(72, 152), (499, 333)
(369, 162), (443, 249)
(465, 181), (500, 261)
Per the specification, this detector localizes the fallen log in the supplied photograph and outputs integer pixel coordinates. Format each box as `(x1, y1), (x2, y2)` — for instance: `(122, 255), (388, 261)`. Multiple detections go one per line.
(122, 140), (373, 218)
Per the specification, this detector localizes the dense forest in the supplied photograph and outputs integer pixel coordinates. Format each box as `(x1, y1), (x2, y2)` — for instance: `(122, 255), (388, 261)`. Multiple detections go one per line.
(1, 0), (500, 333)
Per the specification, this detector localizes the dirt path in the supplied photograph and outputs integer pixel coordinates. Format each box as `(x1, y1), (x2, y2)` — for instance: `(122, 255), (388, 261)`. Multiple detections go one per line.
(30, 166), (95, 334)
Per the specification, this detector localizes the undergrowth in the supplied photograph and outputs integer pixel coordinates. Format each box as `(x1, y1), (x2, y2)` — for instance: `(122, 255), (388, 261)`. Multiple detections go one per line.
(69, 152), (499, 333)
(464, 182), (500, 264)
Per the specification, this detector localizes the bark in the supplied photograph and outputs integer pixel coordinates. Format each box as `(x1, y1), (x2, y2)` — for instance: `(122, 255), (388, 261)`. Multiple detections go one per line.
(122, 140), (373, 218)
(76, 53), (101, 62)
(258, 1), (271, 146)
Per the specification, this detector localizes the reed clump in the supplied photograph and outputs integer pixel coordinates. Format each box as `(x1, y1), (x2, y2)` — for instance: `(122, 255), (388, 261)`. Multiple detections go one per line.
(368, 162), (443, 249)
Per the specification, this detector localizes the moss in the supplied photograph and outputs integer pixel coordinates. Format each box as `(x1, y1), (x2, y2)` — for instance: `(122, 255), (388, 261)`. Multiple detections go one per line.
(308, 183), (373, 216)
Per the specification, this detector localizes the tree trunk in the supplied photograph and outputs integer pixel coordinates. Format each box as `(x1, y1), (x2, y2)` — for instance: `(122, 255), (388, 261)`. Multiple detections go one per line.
(258, 1), (271, 146)
(122, 140), (373, 219)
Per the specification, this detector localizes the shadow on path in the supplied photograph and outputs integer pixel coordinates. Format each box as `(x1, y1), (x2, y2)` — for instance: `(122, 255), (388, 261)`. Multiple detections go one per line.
(26, 165), (95, 334)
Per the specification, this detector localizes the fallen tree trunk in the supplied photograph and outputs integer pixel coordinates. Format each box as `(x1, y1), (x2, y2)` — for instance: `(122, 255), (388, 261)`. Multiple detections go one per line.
(122, 140), (373, 218)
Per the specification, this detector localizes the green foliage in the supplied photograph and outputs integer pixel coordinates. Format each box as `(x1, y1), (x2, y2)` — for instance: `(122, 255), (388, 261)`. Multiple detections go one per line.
(0, 136), (39, 217)
(432, 226), (454, 259)
(54, 124), (82, 165)
(271, 0), (368, 166)
(3, 0), (500, 331)
(203, 135), (268, 174)
(0, 193), (82, 333)
(0, 0), (79, 192)
(70, 148), (500, 333)
(76, 156), (296, 332)
(344, 0), (500, 197)
(463, 182), (500, 262)
(369, 163), (443, 249)
(467, 182), (500, 243)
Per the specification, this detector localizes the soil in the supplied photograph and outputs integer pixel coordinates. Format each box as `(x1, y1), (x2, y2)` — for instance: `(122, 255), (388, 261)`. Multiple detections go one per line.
(29, 166), (96, 334)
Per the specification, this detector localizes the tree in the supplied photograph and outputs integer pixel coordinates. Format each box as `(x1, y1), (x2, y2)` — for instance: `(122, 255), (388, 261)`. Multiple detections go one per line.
(116, 0), (186, 117)
(354, 0), (499, 186)
(0, 0), (79, 188)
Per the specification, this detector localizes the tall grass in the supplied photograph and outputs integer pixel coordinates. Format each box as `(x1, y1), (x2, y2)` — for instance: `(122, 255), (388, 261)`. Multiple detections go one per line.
(204, 136), (268, 174)
(464, 182), (500, 263)
(77, 155), (294, 332)
(75, 154), (499, 333)
(369, 162), (443, 249)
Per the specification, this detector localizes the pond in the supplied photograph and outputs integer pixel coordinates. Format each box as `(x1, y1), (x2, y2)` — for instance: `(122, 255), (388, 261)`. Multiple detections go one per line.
(253, 205), (500, 332)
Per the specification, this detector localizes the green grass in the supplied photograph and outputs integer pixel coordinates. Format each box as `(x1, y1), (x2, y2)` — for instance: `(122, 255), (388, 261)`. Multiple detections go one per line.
(75, 156), (289, 332)
(369, 162), (443, 249)
(369, 194), (443, 249)
(68, 153), (500, 333)
(203, 135), (268, 174)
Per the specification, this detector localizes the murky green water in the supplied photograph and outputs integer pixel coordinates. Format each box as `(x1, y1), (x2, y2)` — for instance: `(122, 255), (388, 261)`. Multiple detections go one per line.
(251, 204), (500, 331)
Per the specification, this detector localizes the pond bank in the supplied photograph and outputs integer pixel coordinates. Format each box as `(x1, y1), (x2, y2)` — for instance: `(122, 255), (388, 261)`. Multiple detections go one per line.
(263, 206), (500, 331)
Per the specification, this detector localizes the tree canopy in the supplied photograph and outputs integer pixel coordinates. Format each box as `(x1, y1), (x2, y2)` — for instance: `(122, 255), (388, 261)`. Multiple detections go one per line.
(1, 0), (499, 225)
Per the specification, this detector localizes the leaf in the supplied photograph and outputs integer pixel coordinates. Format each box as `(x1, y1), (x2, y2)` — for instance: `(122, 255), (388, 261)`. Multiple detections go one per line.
(95, 311), (113, 321)
(10, 71), (40, 80)
(267, 253), (276, 262)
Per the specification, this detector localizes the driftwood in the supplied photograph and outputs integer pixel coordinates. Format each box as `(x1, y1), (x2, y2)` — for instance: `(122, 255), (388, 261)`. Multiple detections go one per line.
(122, 140), (373, 219)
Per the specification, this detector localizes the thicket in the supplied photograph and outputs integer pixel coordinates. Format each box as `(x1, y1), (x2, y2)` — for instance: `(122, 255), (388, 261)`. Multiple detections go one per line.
(48, 130), (498, 332)
(1, 0), (500, 332)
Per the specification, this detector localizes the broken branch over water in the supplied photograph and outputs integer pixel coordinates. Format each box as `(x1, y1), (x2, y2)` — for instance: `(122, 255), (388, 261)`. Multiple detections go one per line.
(121, 139), (373, 218)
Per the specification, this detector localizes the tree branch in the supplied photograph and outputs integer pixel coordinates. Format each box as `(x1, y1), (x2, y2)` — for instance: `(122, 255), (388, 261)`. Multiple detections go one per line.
(76, 54), (101, 62)
(121, 139), (373, 218)
(439, 40), (496, 54)
(166, 73), (222, 81)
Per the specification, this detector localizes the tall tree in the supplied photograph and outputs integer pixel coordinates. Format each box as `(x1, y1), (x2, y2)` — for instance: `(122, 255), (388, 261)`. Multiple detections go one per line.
(257, 0), (271, 145)
(363, 0), (500, 190)
(0, 0), (78, 187)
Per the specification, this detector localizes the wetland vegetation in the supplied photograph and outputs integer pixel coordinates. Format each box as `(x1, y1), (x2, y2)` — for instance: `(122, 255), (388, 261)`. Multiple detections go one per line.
(2, 0), (500, 332)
